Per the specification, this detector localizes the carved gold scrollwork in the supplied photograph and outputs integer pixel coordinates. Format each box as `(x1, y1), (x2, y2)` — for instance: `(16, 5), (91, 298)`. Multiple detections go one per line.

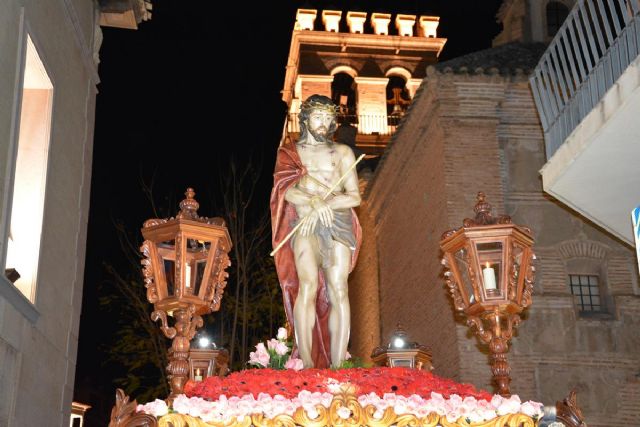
(143, 218), (168, 228)
(175, 233), (183, 298)
(508, 243), (519, 301)
(210, 248), (231, 312)
(439, 413), (536, 427)
(154, 406), (538, 427)
(467, 315), (493, 344)
(502, 313), (522, 341)
(443, 257), (465, 311)
(108, 389), (158, 427)
(151, 310), (177, 339)
(521, 253), (535, 308)
(141, 240), (159, 304)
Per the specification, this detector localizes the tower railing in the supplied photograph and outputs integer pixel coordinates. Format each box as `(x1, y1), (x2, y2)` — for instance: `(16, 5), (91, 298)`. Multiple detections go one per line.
(287, 113), (400, 137)
(529, 0), (640, 159)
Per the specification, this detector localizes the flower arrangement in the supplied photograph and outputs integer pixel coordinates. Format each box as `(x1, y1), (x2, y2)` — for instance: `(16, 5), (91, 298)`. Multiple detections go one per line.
(140, 371), (544, 424)
(185, 367), (491, 401)
(247, 327), (304, 371)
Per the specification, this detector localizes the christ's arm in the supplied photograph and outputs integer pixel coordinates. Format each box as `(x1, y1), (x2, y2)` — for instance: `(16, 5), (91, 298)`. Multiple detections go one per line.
(325, 145), (361, 210)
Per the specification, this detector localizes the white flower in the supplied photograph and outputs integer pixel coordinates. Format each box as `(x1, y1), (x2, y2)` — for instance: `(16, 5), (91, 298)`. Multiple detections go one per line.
(520, 401), (544, 418)
(326, 378), (341, 393)
(138, 399), (168, 417)
(277, 327), (288, 340)
(337, 406), (351, 419)
(496, 395), (521, 415)
(303, 404), (319, 419)
(171, 395), (191, 414)
(345, 350), (352, 360)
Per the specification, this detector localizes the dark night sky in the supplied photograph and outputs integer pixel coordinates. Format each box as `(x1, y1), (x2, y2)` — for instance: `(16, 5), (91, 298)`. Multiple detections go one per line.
(74, 1), (502, 425)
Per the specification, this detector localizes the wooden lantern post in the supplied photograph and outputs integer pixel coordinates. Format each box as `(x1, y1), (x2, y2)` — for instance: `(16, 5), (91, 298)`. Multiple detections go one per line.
(140, 188), (232, 401)
(439, 192), (536, 396)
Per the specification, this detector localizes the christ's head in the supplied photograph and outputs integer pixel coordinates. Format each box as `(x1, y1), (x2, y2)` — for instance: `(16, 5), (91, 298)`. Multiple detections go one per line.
(299, 95), (338, 144)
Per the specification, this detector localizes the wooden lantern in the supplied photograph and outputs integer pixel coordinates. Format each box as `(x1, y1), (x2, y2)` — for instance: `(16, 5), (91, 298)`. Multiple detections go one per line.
(440, 192), (535, 396)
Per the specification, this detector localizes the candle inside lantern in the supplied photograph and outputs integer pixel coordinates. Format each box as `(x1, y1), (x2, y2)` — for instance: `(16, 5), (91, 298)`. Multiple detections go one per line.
(482, 262), (497, 290)
(194, 368), (202, 381)
(185, 263), (192, 288)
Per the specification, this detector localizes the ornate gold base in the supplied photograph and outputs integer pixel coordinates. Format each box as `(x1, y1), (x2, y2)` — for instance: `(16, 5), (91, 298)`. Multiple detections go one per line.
(156, 412), (537, 427)
(110, 386), (540, 427)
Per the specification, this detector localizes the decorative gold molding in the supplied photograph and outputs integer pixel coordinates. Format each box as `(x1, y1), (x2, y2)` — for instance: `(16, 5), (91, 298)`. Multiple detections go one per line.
(151, 385), (538, 427)
(156, 411), (536, 427)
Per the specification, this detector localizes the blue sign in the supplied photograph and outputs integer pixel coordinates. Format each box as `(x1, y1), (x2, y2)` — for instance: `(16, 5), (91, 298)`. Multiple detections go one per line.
(633, 206), (640, 275)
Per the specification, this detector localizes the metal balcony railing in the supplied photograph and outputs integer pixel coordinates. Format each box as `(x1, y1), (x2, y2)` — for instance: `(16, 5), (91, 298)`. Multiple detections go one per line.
(287, 113), (400, 137)
(529, 0), (640, 158)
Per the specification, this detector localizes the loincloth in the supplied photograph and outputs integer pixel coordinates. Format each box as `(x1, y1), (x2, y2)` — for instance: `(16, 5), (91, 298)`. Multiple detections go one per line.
(292, 209), (356, 269)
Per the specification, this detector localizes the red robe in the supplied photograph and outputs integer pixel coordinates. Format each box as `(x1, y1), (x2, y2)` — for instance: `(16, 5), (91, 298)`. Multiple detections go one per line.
(270, 142), (362, 368)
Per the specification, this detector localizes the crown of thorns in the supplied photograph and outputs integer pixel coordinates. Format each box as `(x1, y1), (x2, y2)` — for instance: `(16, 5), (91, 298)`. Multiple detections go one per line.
(300, 98), (340, 114)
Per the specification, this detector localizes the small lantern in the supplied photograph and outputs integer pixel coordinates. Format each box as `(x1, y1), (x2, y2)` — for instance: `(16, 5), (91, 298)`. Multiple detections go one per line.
(371, 324), (433, 371)
(140, 188), (232, 400)
(440, 192), (535, 396)
(189, 348), (229, 382)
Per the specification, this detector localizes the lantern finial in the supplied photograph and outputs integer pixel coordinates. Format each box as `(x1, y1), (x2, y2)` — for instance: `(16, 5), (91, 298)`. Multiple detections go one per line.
(178, 187), (200, 220)
(463, 192), (511, 227)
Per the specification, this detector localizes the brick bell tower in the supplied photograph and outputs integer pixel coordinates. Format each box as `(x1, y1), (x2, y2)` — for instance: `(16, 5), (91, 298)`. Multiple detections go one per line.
(281, 8), (446, 160)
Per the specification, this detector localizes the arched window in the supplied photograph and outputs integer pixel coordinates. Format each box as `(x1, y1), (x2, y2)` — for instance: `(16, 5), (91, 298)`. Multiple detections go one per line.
(331, 72), (357, 118)
(547, 1), (570, 37)
(385, 76), (411, 123)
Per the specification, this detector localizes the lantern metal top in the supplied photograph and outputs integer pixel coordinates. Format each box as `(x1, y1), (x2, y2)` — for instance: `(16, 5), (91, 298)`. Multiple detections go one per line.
(143, 188), (227, 229)
(440, 191), (533, 250)
(140, 188), (232, 316)
(371, 323), (432, 357)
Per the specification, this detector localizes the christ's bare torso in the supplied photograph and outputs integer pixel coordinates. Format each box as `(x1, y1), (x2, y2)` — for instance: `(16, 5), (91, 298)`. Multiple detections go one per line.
(294, 142), (349, 217)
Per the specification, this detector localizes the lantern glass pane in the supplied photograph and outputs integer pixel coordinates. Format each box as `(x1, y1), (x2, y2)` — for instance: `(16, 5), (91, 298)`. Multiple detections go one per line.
(453, 247), (475, 304)
(510, 243), (525, 299)
(390, 358), (413, 368)
(185, 238), (211, 296)
(476, 242), (503, 295)
(158, 240), (177, 296)
(163, 259), (176, 296)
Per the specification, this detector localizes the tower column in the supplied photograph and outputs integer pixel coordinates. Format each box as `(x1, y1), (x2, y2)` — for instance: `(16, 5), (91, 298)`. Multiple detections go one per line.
(354, 77), (389, 135)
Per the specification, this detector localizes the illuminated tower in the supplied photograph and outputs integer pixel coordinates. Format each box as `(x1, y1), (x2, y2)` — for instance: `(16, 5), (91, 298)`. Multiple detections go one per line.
(281, 9), (446, 158)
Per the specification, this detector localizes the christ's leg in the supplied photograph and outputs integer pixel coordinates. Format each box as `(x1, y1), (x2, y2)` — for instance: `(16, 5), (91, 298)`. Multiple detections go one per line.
(292, 235), (321, 368)
(324, 242), (351, 367)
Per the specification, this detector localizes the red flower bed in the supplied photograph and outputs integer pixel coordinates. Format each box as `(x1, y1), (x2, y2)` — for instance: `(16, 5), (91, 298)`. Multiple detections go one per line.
(185, 367), (492, 401)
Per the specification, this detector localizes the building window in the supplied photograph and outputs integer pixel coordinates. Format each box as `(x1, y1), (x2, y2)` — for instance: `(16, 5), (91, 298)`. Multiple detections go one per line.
(4, 34), (53, 303)
(569, 274), (602, 312)
(547, 1), (570, 37)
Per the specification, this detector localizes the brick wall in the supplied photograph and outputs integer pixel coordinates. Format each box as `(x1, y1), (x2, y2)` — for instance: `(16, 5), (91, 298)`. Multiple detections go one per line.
(351, 65), (640, 424)
(348, 200), (382, 360)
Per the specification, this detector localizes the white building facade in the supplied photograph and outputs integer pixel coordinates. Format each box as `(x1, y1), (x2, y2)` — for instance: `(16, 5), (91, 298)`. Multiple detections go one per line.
(0, 0), (100, 425)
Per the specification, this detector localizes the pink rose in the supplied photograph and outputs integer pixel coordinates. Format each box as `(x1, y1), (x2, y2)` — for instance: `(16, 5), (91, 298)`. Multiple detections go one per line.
(275, 341), (289, 356)
(285, 357), (304, 371)
(266, 339), (278, 351)
(249, 342), (270, 367)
